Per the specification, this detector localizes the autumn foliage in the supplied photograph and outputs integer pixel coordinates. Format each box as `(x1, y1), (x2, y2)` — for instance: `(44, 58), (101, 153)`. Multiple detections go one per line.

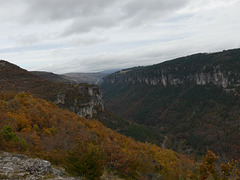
(0, 92), (194, 179)
(192, 150), (240, 180)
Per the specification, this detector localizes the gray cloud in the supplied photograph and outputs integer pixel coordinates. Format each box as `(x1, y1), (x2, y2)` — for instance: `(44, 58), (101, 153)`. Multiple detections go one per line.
(69, 37), (108, 46)
(63, 0), (189, 34)
(122, 0), (189, 24)
(0, 0), (190, 40)
(23, 0), (117, 22)
(15, 34), (40, 45)
(1, 0), (240, 74)
(13, 0), (189, 35)
(63, 13), (121, 34)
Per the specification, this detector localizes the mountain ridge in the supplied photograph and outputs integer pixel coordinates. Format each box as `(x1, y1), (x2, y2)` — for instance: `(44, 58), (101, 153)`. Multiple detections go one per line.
(102, 49), (240, 88)
(101, 48), (240, 159)
(0, 60), (104, 118)
(31, 69), (118, 85)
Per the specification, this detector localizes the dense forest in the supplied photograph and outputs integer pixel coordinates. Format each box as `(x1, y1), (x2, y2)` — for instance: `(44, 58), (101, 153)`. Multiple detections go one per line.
(101, 49), (240, 159)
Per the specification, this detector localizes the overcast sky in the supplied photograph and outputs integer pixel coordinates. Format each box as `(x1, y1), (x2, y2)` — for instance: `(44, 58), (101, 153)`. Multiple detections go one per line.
(0, 0), (240, 73)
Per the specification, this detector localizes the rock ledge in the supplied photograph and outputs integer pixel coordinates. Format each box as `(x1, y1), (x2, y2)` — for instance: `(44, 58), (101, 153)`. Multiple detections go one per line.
(0, 151), (78, 180)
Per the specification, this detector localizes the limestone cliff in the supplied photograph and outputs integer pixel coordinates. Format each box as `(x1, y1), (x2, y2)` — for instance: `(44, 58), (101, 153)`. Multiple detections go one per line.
(103, 63), (239, 89)
(102, 49), (240, 89)
(54, 84), (104, 118)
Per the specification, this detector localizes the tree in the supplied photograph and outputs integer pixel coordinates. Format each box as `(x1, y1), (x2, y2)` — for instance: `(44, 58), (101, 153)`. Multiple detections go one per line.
(197, 150), (219, 180)
(66, 142), (105, 179)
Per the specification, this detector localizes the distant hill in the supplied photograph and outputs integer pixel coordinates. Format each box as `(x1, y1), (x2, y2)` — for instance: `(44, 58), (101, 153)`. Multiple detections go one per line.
(61, 72), (107, 84)
(101, 48), (240, 159)
(62, 69), (119, 84)
(32, 70), (118, 85)
(0, 60), (104, 118)
(31, 71), (72, 83)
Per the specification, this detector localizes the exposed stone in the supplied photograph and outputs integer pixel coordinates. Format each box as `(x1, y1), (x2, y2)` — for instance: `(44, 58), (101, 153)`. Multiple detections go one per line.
(24, 158), (52, 175)
(0, 151), (78, 180)
(103, 65), (239, 89)
(55, 94), (65, 104)
(55, 84), (104, 118)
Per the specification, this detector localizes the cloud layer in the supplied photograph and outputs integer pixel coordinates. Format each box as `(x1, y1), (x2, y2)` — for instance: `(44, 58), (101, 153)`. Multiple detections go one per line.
(0, 0), (240, 73)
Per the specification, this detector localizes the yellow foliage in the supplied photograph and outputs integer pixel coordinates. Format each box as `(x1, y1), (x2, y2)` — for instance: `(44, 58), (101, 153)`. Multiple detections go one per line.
(0, 92), (194, 179)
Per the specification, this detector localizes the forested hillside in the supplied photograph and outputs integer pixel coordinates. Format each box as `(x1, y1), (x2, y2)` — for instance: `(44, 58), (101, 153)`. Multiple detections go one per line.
(101, 48), (240, 159)
(0, 60), (104, 118)
(0, 92), (194, 179)
(0, 60), (165, 146)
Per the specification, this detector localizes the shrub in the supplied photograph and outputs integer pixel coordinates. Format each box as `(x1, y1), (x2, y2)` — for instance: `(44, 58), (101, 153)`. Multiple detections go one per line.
(1, 125), (17, 142)
(1, 125), (27, 151)
(66, 142), (105, 179)
(197, 149), (219, 180)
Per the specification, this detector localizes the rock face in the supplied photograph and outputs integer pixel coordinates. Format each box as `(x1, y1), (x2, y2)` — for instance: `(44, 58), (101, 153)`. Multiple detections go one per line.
(55, 84), (104, 118)
(75, 85), (104, 118)
(103, 65), (238, 89)
(102, 50), (240, 89)
(0, 151), (76, 180)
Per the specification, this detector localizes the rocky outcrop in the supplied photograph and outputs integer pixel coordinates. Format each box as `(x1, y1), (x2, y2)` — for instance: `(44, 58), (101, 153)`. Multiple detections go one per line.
(102, 49), (240, 89)
(0, 151), (126, 180)
(0, 60), (105, 119)
(0, 60), (103, 118)
(55, 84), (104, 118)
(75, 85), (104, 118)
(103, 62), (240, 89)
(0, 151), (77, 180)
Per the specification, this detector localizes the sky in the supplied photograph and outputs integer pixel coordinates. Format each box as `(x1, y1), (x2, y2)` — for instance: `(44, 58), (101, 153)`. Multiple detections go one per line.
(0, 0), (240, 73)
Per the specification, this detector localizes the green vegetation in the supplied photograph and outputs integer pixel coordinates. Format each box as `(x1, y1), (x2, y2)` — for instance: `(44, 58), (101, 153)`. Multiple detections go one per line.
(66, 142), (104, 179)
(94, 109), (165, 146)
(1, 125), (27, 151)
(101, 48), (240, 160)
(2, 125), (17, 142)
(103, 82), (240, 159)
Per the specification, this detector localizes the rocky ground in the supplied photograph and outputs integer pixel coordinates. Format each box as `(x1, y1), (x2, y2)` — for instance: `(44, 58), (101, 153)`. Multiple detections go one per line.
(0, 151), (125, 180)
(0, 151), (80, 180)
